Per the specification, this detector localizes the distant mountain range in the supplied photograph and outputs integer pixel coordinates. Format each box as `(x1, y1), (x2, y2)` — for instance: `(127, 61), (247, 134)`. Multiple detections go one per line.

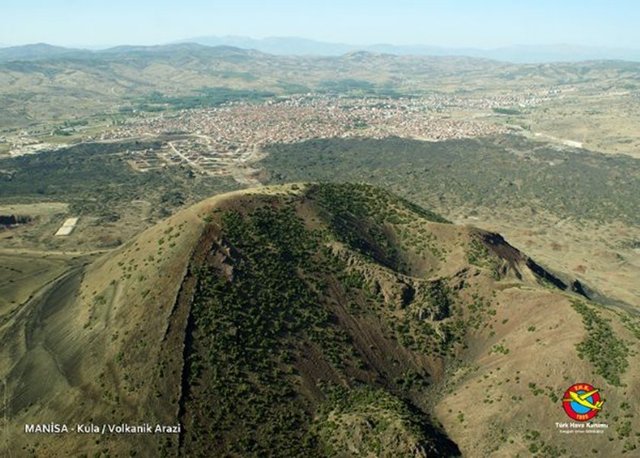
(180, 36), (640, 63)
(2, 37), (640, 63)
(0, 43), (88, 61)
(0, 42), (262, 62)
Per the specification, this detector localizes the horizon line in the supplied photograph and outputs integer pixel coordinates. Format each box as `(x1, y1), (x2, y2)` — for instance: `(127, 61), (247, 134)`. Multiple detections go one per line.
(1, 36), (639, 52)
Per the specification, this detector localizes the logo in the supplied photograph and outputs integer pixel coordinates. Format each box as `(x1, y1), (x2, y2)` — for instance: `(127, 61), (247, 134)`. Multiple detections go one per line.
(562, 383), (604, 421)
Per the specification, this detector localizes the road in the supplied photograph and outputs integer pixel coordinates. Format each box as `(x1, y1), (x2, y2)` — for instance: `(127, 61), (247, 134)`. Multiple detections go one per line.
(0, 248), (109, 258)
(168, 141), (211, 176)
(169, 136), (266, 186)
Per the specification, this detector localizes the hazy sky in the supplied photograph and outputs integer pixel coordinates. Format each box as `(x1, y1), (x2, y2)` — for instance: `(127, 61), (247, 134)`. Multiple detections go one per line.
(1, 0), (638, 48)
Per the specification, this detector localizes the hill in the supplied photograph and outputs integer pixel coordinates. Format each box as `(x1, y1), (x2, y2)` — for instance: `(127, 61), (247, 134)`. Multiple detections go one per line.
(182, 36), (640, 63)
(0, 43), (88, 62)
(1, 183), (639, 457)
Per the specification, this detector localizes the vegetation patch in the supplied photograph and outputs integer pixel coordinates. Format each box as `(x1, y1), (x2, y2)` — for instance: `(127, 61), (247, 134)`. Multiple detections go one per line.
(182, 203), (337, 456)
(179, 185), (462, 456)
(571, 300), (629, 386)
(314, 386), (455, 457)
(138, 87), (275, 111)
(263, 136), (640, 226)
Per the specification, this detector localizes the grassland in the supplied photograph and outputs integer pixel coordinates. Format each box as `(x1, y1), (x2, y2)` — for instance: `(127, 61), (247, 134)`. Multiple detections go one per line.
(495, 87), (640, 159)
(0, 253), (70, 315)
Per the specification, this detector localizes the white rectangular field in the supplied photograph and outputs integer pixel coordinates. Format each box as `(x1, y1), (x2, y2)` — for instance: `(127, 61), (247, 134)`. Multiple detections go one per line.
(55, 217), (79, 236)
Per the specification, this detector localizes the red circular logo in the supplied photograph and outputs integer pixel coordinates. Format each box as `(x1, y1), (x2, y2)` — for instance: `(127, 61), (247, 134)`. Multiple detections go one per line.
(562, 383), (603, 421)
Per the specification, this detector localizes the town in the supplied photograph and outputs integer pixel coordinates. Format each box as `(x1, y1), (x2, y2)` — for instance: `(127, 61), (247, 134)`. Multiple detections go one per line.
(88, 91), (556, 180)
(1, 88), (568, 183)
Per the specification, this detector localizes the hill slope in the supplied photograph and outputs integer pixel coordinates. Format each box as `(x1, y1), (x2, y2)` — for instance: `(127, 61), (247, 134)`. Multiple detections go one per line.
(1, 183), (639, 457)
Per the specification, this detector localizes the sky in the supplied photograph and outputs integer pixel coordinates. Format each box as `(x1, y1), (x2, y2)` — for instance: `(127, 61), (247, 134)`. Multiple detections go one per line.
(1, 0), (638, 49)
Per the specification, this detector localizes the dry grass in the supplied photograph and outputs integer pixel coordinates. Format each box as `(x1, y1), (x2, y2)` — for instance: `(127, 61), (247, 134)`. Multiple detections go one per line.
(453, 206), (640, 307)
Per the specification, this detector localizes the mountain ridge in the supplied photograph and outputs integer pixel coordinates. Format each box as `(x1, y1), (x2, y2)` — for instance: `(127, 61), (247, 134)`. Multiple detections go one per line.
(3, 39), (640, 63)
(178, 36), (640, 63)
